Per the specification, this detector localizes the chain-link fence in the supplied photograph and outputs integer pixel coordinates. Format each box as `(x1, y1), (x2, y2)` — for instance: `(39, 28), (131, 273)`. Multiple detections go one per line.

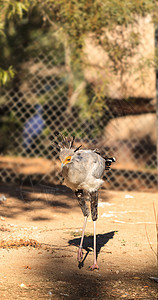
(0, 29), (157, 192)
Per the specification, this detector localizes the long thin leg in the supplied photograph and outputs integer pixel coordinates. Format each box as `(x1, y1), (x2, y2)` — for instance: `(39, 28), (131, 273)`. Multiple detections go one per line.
(92, 220), (99, 268)
(89, 220), (99, 270)
(77, 216), (87, 261)
(89, 191), (99, 270)
(75, 190), (89, 262)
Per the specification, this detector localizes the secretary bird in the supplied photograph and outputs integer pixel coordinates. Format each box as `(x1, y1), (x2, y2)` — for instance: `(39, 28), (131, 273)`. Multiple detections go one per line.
(58, 136), (115, 270)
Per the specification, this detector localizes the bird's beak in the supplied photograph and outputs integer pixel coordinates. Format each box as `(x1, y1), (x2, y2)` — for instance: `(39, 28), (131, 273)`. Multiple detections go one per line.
(61, 156), (72, 167)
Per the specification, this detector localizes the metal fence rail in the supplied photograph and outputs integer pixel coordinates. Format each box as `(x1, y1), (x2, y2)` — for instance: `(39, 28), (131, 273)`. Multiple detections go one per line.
(0, 39), (157, 191)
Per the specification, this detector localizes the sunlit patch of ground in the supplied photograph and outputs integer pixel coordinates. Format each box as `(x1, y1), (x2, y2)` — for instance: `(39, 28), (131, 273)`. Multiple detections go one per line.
(0, 184), (157, 299)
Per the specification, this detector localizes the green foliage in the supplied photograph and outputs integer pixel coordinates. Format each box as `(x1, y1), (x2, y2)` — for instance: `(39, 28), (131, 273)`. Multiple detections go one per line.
(0, 0), (158, 149)
(0, 1), (35, 83)
(0, 22), (5, 37)
(0, 1), (32, 36)
(0, 0), (157, 77)
(0, 66), (15, 85)
(39, 0), (157, 61)
(6, 1), (28, 19)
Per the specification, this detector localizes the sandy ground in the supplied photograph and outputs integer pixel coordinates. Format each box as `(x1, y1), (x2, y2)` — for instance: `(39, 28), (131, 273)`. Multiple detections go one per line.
(0, 184), (158, 300)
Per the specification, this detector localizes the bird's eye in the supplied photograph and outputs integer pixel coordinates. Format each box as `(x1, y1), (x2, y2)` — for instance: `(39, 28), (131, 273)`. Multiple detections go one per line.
(67, 158), (71, 161)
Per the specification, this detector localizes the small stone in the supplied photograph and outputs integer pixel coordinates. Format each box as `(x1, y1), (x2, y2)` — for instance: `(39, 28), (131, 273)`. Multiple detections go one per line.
(19, 283), (27, 288)
(48, 291), (52, 295)
(0, 195), (7, 201)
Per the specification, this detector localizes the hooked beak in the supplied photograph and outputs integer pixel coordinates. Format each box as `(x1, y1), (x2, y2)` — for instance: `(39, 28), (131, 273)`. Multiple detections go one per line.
(61, 156), (72, 168)
(61, 161), (72, 168)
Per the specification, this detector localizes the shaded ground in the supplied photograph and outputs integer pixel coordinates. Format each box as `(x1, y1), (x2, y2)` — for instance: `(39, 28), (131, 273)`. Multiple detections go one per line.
(0, 184), (158, 299)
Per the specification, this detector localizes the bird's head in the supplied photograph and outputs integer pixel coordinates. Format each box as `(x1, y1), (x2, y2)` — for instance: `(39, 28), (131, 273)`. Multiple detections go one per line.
(55, 135), (82, 168)
(59, 149), (74, 168)
(61, 155), (72, 167)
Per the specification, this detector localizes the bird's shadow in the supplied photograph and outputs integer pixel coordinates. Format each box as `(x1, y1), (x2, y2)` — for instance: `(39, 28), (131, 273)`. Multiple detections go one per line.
(68, 231), (117, 269)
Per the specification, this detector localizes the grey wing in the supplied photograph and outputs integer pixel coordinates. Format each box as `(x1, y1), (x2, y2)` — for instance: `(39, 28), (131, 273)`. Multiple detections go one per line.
(71, 151), (89, 172)
(73, 151), (105, 179)
(91, 153), (105, 179)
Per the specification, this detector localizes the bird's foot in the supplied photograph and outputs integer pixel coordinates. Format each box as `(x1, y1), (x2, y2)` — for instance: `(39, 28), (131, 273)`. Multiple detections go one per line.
(77, 247), (83, 262)
(89, 263), (99, 271)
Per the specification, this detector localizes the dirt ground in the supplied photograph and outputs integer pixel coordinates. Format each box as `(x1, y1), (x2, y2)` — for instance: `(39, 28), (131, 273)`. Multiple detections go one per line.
(0, 183), (158, 300)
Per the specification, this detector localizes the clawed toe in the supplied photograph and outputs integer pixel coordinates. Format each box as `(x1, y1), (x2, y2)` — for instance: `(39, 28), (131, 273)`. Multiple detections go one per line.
(89, 263), (99, 271)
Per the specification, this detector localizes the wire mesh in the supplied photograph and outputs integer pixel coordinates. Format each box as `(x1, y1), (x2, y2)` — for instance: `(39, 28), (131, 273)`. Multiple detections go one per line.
(0, 38), (157, 192)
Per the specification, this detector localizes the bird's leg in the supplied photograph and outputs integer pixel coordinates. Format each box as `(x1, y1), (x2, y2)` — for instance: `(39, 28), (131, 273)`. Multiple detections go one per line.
(89, 191), (99, 271)
(91, 220), (99, 270)
(75, 189), (90, 262)
(78, 216), (87, 261)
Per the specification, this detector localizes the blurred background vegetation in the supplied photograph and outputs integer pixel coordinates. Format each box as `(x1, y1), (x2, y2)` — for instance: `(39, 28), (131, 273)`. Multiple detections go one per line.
(0, 0), (157, 190)
(1, 0), (157, 91)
